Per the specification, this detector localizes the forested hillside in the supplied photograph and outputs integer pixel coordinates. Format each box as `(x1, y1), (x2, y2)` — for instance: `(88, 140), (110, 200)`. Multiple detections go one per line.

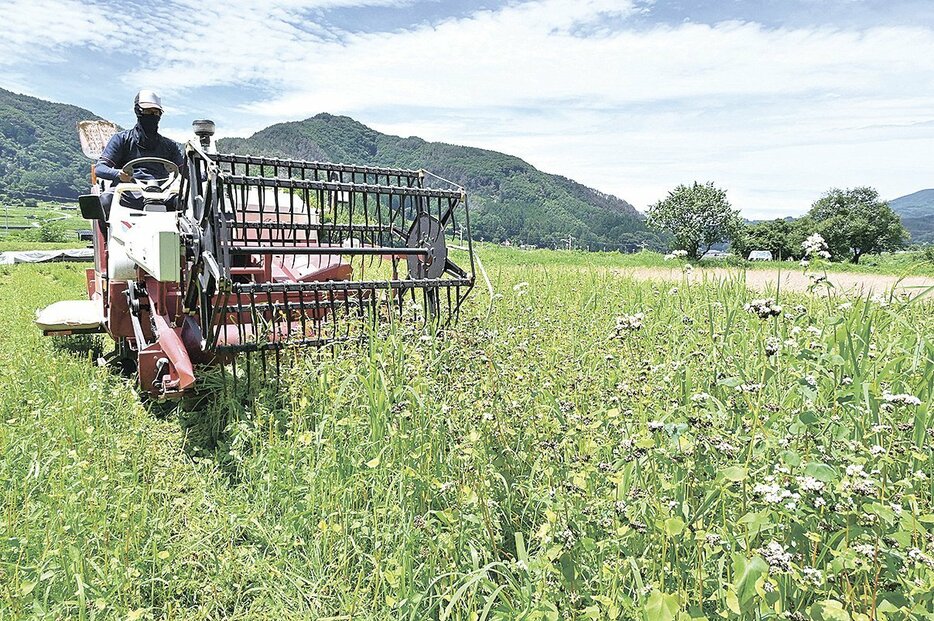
(0, 88), (99, 202)
(219, 114), (664, 250)
(890, 189), (934, 245)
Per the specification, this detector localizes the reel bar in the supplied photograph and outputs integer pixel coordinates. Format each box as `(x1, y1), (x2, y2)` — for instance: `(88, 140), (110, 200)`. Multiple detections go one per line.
(216, 337), (356, 354)
(215, 154), (427, 186)
(226, 245), (429, 256)
(231, 222), (391, 234)
(222, 174), (464, 200)
(232, 277), (472, 293)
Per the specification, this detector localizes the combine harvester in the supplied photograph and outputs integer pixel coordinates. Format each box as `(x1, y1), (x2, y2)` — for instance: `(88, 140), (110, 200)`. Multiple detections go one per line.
(36, 120), (475, 399)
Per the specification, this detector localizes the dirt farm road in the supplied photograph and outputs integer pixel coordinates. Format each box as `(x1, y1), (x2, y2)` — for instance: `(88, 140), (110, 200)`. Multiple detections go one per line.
(619, 267), (934, 297)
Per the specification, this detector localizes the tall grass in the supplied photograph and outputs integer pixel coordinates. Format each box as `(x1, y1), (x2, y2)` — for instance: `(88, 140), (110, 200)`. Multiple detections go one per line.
(0, 255), (931, 619)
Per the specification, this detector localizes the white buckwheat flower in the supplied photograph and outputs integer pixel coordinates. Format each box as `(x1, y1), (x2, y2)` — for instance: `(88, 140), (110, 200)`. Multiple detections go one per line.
(797, 476), (825, 493)
(846, 464), (866, 477)
(882, 392), (922, 407)
(802, 567), (823, 586)
(907, 548), (934, 569)
(744, 298), (782, 319)
(802, 233), (830, 258)
(765, 337), (781, 356)
(760, 541), (793, 573)
(615, 313), (645, 333)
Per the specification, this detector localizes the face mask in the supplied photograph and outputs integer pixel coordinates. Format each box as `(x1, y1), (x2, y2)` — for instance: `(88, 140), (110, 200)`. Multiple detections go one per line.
(137, 114), (160, 142)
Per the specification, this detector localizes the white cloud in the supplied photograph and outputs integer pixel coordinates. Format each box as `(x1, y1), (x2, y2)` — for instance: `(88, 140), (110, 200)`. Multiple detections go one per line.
(0, 0), (130, 65)
(3, 0), (933, 217)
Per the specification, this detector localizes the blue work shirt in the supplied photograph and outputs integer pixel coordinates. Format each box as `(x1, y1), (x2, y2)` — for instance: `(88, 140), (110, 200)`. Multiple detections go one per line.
(95, 125), (185, 186)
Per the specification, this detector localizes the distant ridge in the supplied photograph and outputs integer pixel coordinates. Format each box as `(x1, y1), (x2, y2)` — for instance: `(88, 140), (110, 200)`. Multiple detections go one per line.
(890, 189), (934, 245)
(218, 113), (664, 250)
(0, 88), (101, 201)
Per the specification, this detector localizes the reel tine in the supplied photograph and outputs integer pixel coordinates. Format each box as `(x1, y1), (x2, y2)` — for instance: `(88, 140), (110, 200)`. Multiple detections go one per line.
(243, 348), (251, 395)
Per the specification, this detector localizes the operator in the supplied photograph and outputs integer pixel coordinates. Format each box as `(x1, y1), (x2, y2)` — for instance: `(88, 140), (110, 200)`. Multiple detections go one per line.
(94, 89), (185, 211)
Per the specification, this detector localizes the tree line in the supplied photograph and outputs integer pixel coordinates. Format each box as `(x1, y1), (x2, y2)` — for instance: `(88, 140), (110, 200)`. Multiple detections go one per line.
(646, 183), (908, 263)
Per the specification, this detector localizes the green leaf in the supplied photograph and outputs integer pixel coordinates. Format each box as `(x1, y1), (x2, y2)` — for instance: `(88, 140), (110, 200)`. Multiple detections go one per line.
(663, 517), (685, 536)
(798, 410), (820, 425)
(780, 450), (801, 467)
(515, 532), (528, 563)
(804, 461), (838, 482)
(643, 592), (681, 621)
(810, 599), (851, 621)
(900, 513), (923, 532)
(732, 554), (768, 608)
(737, 511), (772, 533)
(724, 590), (740, 615)
(888, 530), (912, 548)
(720, 466), (748, 482)
(865, 502), (897, 526)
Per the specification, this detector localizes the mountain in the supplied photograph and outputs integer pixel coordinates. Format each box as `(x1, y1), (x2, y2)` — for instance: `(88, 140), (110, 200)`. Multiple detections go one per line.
(0, 88), (100, 202)
(0, 90), (660, 250)
(218, 114), (664, 250)
(890, 189), (934, 245)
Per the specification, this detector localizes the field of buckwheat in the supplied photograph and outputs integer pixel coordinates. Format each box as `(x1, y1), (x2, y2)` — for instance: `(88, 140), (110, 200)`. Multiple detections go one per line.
(0, 246), (932, 620)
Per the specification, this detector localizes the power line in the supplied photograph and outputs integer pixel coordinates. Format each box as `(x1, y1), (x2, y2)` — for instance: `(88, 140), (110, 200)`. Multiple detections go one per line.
(3, 189), (79, 202)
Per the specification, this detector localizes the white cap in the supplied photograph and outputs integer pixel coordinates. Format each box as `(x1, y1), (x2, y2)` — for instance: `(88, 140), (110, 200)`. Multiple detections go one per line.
(134, 89), (163, 111)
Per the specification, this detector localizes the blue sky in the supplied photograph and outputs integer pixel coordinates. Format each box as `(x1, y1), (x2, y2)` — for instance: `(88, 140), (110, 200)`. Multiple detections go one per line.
(0, 0), (932, 218)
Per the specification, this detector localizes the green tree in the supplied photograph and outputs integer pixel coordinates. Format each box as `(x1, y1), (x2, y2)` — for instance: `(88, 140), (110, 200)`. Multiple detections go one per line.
(807, 187), (908, 263)
(647, 182), (742, 259)
(731, 218), (809, 260)
(37, 220), (69, 243)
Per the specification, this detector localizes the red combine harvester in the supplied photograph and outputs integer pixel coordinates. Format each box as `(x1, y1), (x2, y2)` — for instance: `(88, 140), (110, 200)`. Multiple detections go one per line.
(36, 120), (475, 399)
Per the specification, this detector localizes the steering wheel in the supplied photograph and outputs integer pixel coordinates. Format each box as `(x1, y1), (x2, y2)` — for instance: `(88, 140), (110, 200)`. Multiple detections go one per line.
(121, 157), (180, 192)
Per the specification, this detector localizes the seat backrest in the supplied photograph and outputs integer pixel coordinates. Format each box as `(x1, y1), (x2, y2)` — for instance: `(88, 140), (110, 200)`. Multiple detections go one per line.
(77, 120), (120, 160)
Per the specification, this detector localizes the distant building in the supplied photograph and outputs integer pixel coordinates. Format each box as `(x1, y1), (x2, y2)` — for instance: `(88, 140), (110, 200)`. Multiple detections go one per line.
(748, 250), (773, 261)
(77, 230), (93, 242)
